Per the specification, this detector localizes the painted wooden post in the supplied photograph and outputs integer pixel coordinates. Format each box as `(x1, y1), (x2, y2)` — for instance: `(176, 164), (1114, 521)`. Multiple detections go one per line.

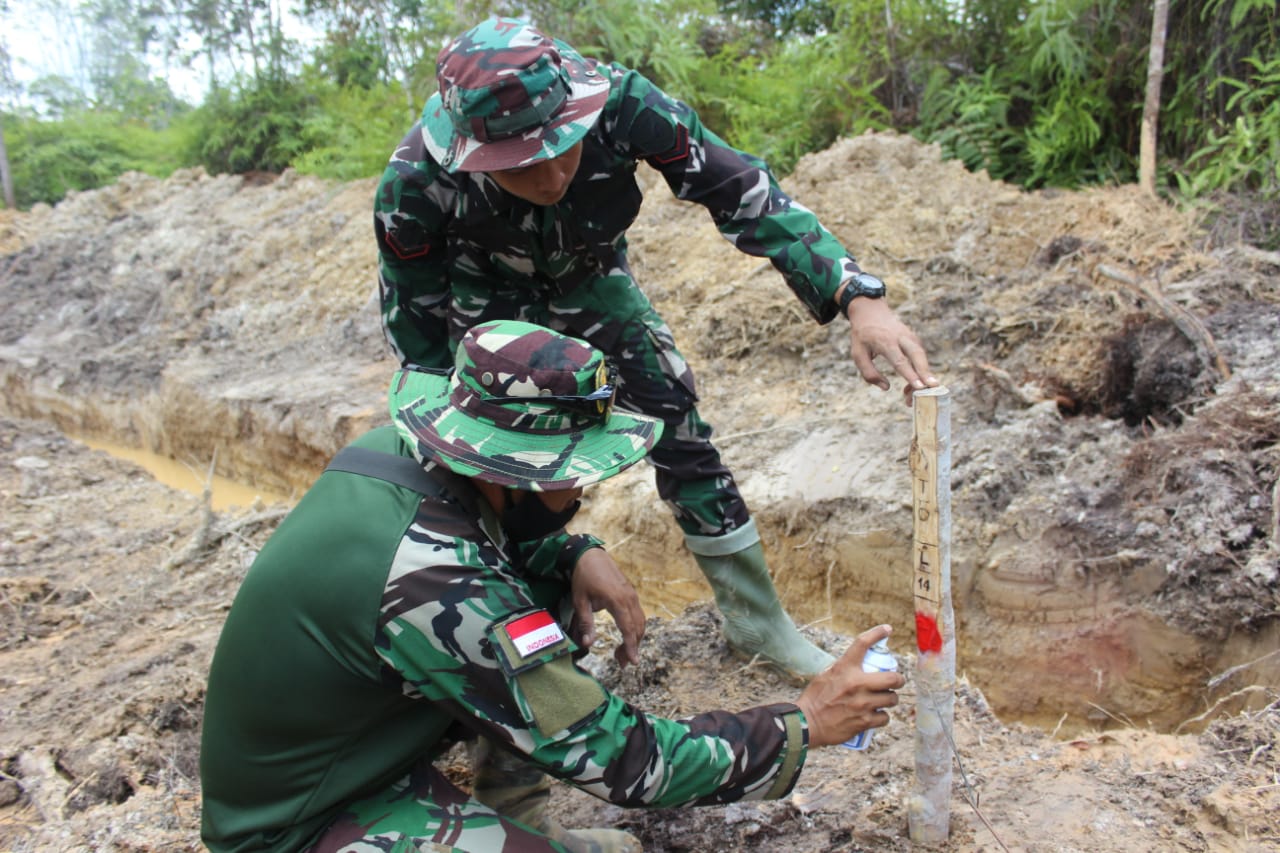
(907, 387), (954, 844)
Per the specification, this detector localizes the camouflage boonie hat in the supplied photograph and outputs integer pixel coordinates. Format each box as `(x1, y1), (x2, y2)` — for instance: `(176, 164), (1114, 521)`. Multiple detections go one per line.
(421, 17), (610, 172)
(390, 321), (662, 491)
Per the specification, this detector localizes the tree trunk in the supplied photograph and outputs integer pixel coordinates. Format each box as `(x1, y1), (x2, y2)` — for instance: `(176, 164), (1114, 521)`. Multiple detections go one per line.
(0, 121), (15, 210)
(1139, 0), (1171, 195)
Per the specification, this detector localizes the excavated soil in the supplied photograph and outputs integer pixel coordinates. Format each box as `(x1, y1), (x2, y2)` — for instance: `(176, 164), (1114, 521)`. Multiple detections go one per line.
(0, 131), (1277, 851)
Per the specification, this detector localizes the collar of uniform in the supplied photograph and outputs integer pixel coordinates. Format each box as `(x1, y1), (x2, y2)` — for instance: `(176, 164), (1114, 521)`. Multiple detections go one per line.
(462, 173), (517, 221)
(423, 461), (486, 519)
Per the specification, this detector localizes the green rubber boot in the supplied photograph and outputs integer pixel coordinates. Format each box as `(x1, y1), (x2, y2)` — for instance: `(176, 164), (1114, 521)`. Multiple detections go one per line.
(686, 519), (835, 681)
(471, 738), (643, 853)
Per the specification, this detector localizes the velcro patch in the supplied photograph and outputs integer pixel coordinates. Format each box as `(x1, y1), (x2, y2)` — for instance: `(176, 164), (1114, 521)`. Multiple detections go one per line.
(487, 609), (605, 735)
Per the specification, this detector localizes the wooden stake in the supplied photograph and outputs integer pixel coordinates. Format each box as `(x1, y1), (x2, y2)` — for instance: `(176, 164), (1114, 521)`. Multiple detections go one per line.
(907, 387), (954, 844)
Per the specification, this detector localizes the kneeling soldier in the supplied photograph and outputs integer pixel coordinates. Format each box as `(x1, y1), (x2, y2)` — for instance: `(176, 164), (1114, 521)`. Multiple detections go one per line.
(199, 320), (905, 852)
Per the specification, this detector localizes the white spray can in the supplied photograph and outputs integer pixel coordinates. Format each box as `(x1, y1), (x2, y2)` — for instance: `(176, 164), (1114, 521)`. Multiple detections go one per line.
(842, 638), (899, 750)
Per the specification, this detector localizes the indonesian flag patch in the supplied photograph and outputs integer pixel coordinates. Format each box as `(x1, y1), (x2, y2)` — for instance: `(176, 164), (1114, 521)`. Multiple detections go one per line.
(502, 610), (566, 659)
(486, 607), (603, 735)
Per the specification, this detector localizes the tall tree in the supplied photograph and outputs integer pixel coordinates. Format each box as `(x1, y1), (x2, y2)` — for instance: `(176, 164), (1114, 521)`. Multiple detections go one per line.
(715, 0), (836, 36)
(0, 11), (15, 208)
(83, 0), (161, 89)
(1140, 0), (1170, 194)
(0, 124), (13, 209)
(300, 0), (482, 110)
(171, 0), (298, 94)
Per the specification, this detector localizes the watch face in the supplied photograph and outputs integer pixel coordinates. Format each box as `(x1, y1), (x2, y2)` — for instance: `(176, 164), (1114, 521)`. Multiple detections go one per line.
(839, 272), (886, 314)
(854, 273), (886, 297)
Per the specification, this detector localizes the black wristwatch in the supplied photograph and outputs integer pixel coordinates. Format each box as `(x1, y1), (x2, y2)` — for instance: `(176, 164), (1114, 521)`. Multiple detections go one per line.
(837, 272), (887, 315)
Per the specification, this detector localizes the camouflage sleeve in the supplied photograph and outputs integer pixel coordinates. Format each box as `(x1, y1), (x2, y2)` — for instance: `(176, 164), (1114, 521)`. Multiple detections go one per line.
(377, 504), (808, 808)
(512, 532), (607, 584)
(599, 65), (860, 324)
(373, 123), (457, 369)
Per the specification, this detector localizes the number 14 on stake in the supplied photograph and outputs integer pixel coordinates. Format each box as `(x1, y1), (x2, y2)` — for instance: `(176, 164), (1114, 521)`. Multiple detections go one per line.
(912, 454), (943, 612)
(914, 541), (941, 609)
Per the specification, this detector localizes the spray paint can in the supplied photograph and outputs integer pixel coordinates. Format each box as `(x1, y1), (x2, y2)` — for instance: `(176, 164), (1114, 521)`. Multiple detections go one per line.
(842, 638), (899, 750)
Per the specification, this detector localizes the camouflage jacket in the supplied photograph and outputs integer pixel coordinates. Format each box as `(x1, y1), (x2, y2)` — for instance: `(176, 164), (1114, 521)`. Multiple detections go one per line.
(200, 426), (808, 853)
(374, 62), (863, 366)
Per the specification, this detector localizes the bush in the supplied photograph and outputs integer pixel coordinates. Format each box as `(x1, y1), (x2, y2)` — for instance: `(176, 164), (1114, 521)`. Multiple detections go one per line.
(291, 81), (417, 181)
(914, 66), (1022, 182)
(691, 29), (889, 173)
(186, 78), (313, 175)
(3, 109), (194, 208)
(1176, 54), (1280, 200)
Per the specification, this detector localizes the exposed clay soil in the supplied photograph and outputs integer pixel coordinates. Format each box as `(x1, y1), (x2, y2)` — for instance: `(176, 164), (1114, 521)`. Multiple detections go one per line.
(0, 131), (1277, 851)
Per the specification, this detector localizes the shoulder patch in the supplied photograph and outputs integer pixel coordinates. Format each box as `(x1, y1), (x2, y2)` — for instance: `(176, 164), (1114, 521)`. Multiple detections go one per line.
(385, 227), (432, 260)
(649, 123), (689, 165)
(487, 609), (605, 736)
(489, 609), (574, 676)
(380, 214), (433, 261)
(504, 610), (566, 659)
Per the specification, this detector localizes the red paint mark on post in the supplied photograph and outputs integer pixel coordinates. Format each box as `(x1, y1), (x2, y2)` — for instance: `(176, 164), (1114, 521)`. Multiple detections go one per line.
(915, 612), (943, 653)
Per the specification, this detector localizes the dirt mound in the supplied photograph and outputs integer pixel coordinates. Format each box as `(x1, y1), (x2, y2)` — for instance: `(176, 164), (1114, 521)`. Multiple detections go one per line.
(1, 130), (1277, 850)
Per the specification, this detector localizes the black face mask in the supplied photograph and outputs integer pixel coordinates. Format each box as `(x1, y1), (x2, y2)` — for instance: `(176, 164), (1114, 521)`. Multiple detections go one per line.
(500, 491), (582, 543)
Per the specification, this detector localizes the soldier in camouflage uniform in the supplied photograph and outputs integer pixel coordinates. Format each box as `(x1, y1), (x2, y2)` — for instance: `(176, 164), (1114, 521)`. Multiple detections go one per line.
(200, 320), (906, 853)
(374, 18), (938, 681)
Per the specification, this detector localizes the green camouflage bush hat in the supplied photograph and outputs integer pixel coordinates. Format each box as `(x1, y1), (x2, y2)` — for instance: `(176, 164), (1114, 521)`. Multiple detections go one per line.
(390, 320), (663, 491)
(421, 17), (611, 172)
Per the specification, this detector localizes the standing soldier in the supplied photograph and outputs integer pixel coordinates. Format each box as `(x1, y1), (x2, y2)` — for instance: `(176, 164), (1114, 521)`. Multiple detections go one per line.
(374, 18), (937, 679)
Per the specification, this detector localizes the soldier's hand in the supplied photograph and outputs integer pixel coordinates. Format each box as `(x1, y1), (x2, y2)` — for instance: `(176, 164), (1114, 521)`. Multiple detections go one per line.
(845, 299), (938, 405)
(795, 624), (905, 748)
(570, 547), (647, 666)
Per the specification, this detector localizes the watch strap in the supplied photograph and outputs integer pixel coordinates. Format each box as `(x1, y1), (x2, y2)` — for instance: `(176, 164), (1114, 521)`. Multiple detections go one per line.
(837, 272), (886, 315)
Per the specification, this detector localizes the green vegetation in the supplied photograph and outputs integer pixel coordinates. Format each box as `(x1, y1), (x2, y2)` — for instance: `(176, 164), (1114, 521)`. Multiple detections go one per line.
(0, 0), (1276, 224)
(290, 78), (413, 181)
(1176, 53), (1280, 199)
(2, 108), (196, 207)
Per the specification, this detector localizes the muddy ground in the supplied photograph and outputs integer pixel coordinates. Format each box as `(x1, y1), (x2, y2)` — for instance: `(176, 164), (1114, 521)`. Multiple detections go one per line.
(0, 131), (1277, 851)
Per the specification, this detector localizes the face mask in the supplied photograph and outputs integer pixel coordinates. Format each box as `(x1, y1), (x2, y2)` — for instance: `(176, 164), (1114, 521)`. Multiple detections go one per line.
(500, 491), (582, 543)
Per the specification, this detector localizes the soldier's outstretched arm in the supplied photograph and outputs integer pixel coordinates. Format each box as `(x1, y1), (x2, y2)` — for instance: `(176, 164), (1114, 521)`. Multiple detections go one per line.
(382, 547), (808, 808)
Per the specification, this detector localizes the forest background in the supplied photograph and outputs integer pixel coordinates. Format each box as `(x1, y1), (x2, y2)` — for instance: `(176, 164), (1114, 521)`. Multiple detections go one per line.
(0, 0), (1277, 244)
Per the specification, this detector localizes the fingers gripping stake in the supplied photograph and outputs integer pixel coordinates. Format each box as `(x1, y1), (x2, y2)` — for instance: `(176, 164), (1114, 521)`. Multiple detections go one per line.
(907, 387), (954, 844)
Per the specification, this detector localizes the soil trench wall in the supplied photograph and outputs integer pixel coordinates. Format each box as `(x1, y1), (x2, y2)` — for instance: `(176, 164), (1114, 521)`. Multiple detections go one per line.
(0, 357), (393, 498)
(3, 332), (1272, 737)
